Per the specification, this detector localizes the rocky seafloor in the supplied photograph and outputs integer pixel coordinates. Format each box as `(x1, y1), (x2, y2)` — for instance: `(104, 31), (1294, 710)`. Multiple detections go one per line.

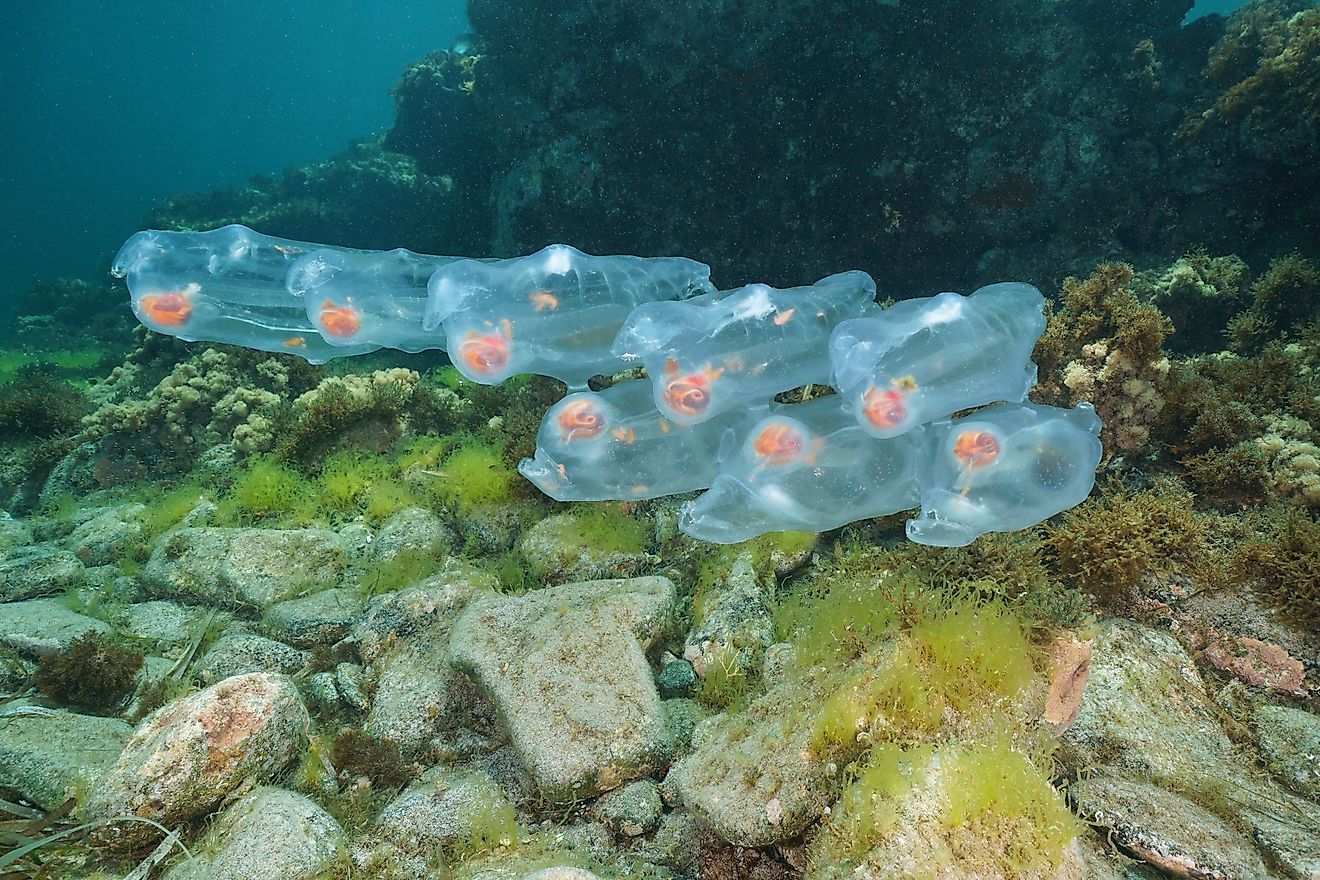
(2, 0), (1320, 877)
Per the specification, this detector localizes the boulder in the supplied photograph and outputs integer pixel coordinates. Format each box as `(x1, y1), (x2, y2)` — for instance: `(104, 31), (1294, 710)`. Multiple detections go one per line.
(365, 617), (500, 762)
(165, 787), (344, 880)
(0, 514), (32, 553)
(1069, 774), (1266, 880)
(0, 598), (109, 657)
(592, 779), (662, 837)
(197, 633), (308, 684)
(117, 600), (210, 648)
(353, 768), (515, 877)
(262, 587), (365, 647)
(0, 546), (83, 602)
(67, 504), (144, 566)
(517, 512), (658, 584)
(0, 711), (131, 810)
(87, 672), (309, 851)
(351, 562), (499, 663)
(370, 506), (456, 568)
(449, 577), (675, 801)
(142, 527), (347, 609)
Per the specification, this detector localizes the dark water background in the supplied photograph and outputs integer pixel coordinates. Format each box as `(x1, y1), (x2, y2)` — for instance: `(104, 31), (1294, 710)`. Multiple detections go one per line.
(0, 0), (1244, 326)
(0, 0), (468, 324)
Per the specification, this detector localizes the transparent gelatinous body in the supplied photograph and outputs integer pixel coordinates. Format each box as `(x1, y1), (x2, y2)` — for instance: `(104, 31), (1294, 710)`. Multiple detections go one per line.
(829, 282), (1046, 438)
(678, 395), (925, 543)
(614, 271), (881, 426)
(905, 402), (1103, 547)
(287, 248), (460, 352)
(518, 380), (748, 501)
(112, 224), (379, 364)
(425, 244), (716, 388)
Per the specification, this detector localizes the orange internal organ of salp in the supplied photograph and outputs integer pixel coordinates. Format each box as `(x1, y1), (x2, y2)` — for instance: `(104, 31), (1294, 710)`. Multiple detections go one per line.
(139, 285), (195, 327)
(662, 357), (723, 418)
(556, 399), (606, 441)
(861, 388), (906, 430)
(951, 429), (1000, 470)
(860, 376), (918, 431)
(318, 300), (361, 338)
(459, 319), (514, 376)
(753, 422), (805, 466)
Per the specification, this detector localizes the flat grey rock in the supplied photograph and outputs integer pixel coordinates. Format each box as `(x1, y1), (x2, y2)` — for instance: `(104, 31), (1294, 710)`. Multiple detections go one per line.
(0, 546), (84, 602)
(117, 599), (209, 647)
(1070, 774), (1267, 880)
(142, 527), (347, 609)
(0, 710), (131, 810)
(449, 577), (675, 802)
(0, 598), (109, 657)
(262, 587), (365, 647)
(1254, 704), (1320, 801)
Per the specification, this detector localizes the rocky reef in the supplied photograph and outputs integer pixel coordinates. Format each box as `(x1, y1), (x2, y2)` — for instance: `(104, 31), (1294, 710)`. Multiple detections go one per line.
(3, 1), (1320, 878)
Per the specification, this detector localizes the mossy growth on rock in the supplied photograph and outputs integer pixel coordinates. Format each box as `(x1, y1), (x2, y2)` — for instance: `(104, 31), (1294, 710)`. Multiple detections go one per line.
(762, 549), (1074, 876)
(330, 728), (419, 790)
(537, 503), (650, 556)
(1046, 478), (1214, 603)
(1135, 250), (1250, 353)
(1032, 263), (1173, 453)
(810, 735), (1077, 875)
(0, 365), (89, 440)
(427, 439), (518, 514)
(1231, 508), (1320, 627)
(34, 632), (144, 711)
(1228, 251), (1320, 352)
(809, 595), (1038, 754)
(218, 455), (319, 525)
(693, 644), (760, 711)
(133, 484), (208, 540)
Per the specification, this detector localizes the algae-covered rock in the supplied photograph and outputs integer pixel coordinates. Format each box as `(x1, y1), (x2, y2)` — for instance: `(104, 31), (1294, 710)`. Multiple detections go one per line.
(1059, 619), (1236, 781)
(0, 513), (32, 554)
(592, 779), (662, 837)
(87, 672), (309, 852)
(117, 599), (210, 648)
(142, 526), (347, 609)
(1254, 704), (1320, 801)
(360, 566), (500, 760)
(352, 768), (516, 877)
(672, 663), (844, 848)
(0, 711), (131, 811)
(67, 503), (144, 566)
(164, 787), (344, 880)
(0, 545), (83, 601)
(365, 614), (500, 761)
(1060, 619), (1320, 879)
(810, 741), (1085, 880)
(517, 511), (658, 584)
(262, 587), (365, 647)
(0, 598), (109, 656)
(351, 561), (499, 663)
(449, 576), (675, 801)
(370, 505), (457, 567)
(1069, 774), (1266, 880)
(197, 632), (308, 684)
(684, 551), (772, 679)
(638, 809), (704, 874)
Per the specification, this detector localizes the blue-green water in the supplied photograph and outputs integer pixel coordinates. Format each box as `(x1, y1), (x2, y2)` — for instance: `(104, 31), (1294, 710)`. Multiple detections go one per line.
(0, 0), (467, 320)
